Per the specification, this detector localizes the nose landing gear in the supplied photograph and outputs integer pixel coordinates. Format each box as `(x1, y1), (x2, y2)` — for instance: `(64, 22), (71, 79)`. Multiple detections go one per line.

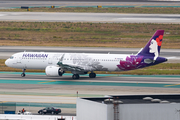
(21, 69), (26, 77)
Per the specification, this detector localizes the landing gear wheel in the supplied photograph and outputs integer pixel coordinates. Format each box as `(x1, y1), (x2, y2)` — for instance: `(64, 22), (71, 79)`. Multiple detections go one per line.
(21, 73), (25, 77)
(72, 74), (80, 79)
(21, 69), (26, 77)
(89, 73), (96, 78)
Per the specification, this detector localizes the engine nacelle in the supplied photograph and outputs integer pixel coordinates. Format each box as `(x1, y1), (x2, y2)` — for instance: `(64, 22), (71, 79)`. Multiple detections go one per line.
(45, 66), (64, 77)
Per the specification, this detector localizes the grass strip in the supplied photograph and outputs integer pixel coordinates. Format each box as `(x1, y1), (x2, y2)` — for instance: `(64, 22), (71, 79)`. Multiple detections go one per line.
(1, 7), (180, 14)
(0, 22), (180, 48)
(1, 59), (180, 75)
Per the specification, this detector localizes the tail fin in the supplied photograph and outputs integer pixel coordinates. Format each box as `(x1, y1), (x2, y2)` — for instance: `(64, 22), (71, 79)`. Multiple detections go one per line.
(138, 30), (164, 61)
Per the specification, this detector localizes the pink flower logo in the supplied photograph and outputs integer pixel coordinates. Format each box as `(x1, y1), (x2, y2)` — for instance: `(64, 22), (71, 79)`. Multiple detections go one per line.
(117, 55), (143, 70)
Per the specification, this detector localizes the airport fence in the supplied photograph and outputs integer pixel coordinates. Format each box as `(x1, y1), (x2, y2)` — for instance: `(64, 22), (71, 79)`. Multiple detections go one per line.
(0, 101), (75, 114)
(0, 102), (16, 114)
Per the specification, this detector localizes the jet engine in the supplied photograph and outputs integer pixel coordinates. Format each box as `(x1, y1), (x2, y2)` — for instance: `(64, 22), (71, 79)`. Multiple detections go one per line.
(45, 66), (64, 77)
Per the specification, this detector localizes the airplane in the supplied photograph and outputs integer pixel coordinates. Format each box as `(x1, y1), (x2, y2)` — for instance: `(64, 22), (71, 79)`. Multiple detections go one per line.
(5, 30), (167, 79)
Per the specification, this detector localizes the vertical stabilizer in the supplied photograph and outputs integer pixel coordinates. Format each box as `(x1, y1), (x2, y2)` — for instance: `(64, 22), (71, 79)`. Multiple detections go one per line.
(138, 30), (164, 61)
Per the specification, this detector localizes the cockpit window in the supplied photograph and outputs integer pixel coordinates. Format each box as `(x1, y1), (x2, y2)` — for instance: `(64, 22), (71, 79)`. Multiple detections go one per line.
(10, 56), (14, 59)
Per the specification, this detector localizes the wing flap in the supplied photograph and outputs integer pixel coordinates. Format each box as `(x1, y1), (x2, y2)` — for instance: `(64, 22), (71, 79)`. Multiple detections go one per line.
(58, 62), (84, 71)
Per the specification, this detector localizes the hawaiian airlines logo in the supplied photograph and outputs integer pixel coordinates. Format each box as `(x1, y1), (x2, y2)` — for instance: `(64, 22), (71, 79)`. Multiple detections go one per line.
(22, 54), (48, 58)
(149, 35), (163, 61)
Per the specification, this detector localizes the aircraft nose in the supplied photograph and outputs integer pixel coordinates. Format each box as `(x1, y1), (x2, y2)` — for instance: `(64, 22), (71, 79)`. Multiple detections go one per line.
(5, 59), (9, 66)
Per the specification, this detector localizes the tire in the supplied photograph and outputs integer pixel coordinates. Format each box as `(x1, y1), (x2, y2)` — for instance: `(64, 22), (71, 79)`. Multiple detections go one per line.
(93, 73), (96, 78)
(89, 73), (96, 78)
(72, 74), (79, 79)
(72, 74), (76, 79)
(89, 73), (93, 78)
(51, 111), (54, 115)
(76, 74), (79, 79)
(21, 73), (25, 77)
(39, 111), (42, 115)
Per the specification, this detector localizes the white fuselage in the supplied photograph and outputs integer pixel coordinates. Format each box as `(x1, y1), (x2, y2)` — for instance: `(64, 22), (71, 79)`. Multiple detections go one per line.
(5, 52), (129, 71)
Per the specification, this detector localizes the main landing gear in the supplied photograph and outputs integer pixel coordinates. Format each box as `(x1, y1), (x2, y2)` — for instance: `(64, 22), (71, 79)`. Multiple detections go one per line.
(72, 72), (96, 79)
(21, 69), (26, 77)
(72, 74), (79, 79)
(89, 72), (96, 78)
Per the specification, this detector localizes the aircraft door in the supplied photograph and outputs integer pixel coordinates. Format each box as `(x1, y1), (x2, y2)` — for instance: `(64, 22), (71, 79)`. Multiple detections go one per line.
(17, 56), (22, 63)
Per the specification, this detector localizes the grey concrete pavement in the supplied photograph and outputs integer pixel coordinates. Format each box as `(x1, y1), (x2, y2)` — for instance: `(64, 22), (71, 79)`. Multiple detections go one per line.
(1, 12), (180, 23)
(1, 73), (180, 104)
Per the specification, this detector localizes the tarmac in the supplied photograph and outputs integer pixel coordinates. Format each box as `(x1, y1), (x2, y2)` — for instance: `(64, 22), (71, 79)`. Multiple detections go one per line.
(1, 72), (180, 115)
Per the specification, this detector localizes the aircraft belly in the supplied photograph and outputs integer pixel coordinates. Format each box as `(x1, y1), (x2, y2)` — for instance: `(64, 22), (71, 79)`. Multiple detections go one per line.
(100, 62), (118, 71)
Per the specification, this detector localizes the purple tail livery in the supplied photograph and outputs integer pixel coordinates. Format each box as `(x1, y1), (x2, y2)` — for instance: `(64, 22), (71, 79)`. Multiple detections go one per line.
(138, 30), (164, 61)
(117, 30), (167, 71)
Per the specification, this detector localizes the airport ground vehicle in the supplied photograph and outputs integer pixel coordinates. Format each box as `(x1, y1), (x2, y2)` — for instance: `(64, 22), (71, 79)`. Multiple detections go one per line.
(18, 111), (32, 115)
(38, 107), (61, 115)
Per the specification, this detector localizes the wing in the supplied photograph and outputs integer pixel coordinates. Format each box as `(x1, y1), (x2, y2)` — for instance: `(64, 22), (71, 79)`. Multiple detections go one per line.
(57, 54), (87, 71)
(60, 63), (85, 71)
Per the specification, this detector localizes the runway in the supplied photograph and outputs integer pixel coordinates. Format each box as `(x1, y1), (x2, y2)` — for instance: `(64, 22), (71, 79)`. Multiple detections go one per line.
(0, 12), (180, 23)
(1, 46), (180, 63)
